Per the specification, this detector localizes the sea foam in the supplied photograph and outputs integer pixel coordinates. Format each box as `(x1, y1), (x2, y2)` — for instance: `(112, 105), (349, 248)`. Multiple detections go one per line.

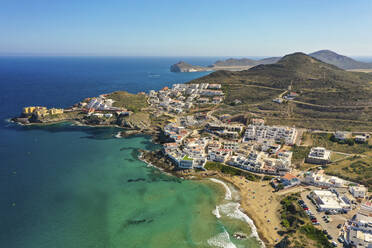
(208, 178), (266, 248)
(207, 230), (237, 248)
(209, 178), (232, 200)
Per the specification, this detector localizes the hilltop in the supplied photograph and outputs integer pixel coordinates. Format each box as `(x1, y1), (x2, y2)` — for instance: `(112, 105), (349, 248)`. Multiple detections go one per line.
(171, 50), (372, 72)
(191, 53), (372, 131)
(170, 61), (211, 72)
(309, 50), (372, 70)
(170, 57), (281, 72)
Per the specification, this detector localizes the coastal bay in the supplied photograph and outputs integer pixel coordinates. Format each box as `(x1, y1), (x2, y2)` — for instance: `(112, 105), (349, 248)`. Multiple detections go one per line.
(0, 57), (263, 248)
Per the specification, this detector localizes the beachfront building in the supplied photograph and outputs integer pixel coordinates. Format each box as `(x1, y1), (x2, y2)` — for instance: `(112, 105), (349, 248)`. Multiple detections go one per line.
(179, 156), (194, 169)
(207, 149), (231, 163)
(49, 108), (64, 115)
(305, 147), (331, 165)
(227, 149), (293, 175)
(309, 190), (351, 212)
(271, 173), (301, 190)
(22, 106), (65, 117)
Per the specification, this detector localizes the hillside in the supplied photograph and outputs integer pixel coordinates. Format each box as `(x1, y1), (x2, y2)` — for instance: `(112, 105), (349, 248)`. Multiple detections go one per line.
(107, 91), (148, 112)
(170, 61), (210, 72)
(309, 50), (372, 70)
(170, 57), (281, 72)
(191, 53), (372, 131)
(171, 50), (372, 73)
(214, 58), (257, 67)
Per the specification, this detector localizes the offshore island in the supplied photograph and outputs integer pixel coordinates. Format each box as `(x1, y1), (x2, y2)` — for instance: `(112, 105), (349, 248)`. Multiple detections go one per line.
(12, 52), (372, 248)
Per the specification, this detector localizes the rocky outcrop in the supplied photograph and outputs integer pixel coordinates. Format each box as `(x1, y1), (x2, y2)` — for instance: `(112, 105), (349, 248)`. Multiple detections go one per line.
(170, 61), (209, 72)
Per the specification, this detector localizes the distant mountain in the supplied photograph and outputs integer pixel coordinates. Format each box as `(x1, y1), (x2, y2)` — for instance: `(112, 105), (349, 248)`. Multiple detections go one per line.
(214, 58), (258, 67)
(309, 50), (372, 70)
(170, 50), (372, 72)
(170, 61), (210, 72)
(190, 52), (372, 130)
(170, 57), (281, 72)
(192, 52), (372, 104)
(214, 57), (281, 67)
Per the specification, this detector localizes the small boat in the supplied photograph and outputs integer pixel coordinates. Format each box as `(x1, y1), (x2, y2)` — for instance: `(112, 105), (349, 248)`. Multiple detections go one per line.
(114, 132), (122, 138)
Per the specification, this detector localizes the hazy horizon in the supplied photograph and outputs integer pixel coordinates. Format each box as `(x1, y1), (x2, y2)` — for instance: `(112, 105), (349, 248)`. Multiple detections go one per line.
(1, 0), (372, 57)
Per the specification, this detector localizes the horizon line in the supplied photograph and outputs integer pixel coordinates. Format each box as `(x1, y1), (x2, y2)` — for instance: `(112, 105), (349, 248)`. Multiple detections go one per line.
(1, 52), (372, 58)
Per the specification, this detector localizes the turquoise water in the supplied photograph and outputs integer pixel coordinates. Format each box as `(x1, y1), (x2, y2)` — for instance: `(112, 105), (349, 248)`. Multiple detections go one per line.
(0, 57), (262, 247)
(1, 124), (261, 247)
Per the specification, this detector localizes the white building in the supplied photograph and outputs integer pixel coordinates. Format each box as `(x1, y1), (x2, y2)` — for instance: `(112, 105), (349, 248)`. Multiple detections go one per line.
(334, 131), (351, 140)
(349, 185), (368, 199)
(243, 124), (297, 145)
(355, 135), (368, 143)
(344, 202), (372, 248)
(306, 147), (331, 165)
(310, 190), (351, 212)
(179, 156), (194, 169)
(304, 171), (348, 188)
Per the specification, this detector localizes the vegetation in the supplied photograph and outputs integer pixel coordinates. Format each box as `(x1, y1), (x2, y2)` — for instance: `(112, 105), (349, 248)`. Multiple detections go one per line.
(108, 91), (148, 112)
(300, 225), (332, 248)
(291, 145), (311, 163)
(310, 133), (371, 154)
(183, 155), (193, 161)
(278, 194), (332, 248)
(204, 161), (260, 181)
(325, 154), (372, 191)
(279, 194), (306, 231)
(191, 53), (372, 131)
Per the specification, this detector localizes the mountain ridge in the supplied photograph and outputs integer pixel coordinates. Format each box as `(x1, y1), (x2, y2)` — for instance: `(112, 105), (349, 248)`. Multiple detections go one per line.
(189, 52), (372, 130)
(170, 50), (372, 72)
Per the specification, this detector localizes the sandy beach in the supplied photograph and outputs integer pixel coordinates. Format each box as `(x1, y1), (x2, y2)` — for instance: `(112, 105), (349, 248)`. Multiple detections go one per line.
(217, 175), (283, 246)
(216, 175), (305, 247)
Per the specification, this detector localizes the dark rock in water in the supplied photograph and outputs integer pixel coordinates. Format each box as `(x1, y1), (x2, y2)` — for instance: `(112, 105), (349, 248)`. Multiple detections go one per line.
(127, 178), (146, 183)
(127, 218), (153, 225)
(13, 117), (30, 124)
(233, 232), (248, 240)
(127, 219), (147, 225)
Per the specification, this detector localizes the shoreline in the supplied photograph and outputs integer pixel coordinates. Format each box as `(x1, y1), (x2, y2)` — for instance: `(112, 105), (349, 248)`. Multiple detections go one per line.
(139, 149), (273, 248)
(12, 116), (279, 247)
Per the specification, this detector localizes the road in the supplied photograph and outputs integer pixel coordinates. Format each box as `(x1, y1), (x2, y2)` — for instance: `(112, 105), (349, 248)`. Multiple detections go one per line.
(300, 191), (346, 247)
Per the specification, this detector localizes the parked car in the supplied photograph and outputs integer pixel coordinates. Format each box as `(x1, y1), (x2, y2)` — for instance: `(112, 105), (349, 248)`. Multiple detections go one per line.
(323, 230), (328, 235)
(337, 224), (342, 229)
(338, 236), (344, 243)
(331, 241), (337, 247)
(327, 234), (333, 240)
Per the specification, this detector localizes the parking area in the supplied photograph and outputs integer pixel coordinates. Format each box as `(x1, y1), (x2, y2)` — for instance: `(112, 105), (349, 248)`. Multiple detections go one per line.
(300, 191), (349, 247)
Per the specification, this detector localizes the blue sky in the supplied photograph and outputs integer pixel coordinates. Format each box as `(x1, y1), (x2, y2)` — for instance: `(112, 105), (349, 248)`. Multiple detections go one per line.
(1, 0), (371, 56)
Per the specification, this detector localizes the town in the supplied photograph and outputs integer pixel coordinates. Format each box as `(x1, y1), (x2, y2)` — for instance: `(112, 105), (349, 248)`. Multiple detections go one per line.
(16, 82), (371, 248)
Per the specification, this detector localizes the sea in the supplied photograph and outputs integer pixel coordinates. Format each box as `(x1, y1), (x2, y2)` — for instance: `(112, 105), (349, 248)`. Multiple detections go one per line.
(0, 57), (262, 248)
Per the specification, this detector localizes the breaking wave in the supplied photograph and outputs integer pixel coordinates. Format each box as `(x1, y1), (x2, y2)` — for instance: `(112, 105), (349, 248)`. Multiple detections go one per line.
(208, 178), (266, 248)
(207, 230), (237, 248)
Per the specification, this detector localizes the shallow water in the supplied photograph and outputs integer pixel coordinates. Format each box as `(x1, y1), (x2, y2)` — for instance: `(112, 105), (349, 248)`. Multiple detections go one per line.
(0, 57), (262, 247)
